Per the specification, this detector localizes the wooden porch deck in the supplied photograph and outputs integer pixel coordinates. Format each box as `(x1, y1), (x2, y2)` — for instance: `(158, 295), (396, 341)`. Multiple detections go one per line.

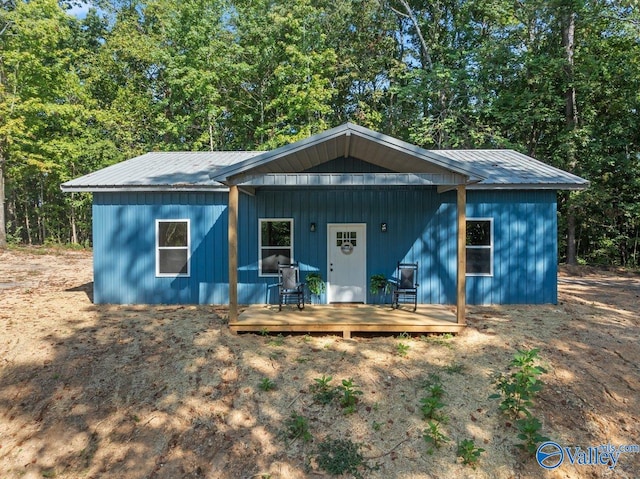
(230, 304), (464, 338)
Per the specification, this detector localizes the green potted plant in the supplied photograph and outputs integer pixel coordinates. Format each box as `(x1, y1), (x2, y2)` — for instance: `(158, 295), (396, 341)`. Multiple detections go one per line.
(370, 274), (390, 301)
(370, 274), (390, 295)
(305, 272), (326, 304)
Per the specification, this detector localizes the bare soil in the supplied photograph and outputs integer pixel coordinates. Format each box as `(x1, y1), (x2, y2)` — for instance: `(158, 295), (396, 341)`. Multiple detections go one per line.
(0, 247), (639, 479)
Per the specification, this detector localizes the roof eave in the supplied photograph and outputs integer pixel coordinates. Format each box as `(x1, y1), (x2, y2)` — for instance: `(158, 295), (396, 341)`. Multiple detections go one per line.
(468, 182), (590, 190)
(60, 184), (230, 193)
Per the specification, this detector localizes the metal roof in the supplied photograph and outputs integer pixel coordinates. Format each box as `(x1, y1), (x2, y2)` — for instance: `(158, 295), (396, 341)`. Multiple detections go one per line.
(435, 150), (589, 190)
(61, 125), (589, 192)
(61, 151), (260, 192)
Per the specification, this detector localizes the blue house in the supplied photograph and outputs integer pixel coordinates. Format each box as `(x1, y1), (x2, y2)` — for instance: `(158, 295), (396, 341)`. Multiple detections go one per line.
(61, 123), (588, 326)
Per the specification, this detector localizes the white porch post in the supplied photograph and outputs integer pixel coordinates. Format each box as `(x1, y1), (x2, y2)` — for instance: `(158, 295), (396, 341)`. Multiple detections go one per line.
(456, 184), (467, 325)
(228, 184), (239, 323)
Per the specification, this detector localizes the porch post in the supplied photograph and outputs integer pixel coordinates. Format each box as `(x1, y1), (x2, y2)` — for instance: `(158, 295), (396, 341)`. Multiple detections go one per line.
(456, 184), (467, 325)
(228, 184), (239, 323)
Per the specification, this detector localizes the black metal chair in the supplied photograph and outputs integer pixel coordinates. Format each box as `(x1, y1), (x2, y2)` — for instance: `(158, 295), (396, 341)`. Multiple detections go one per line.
(278, 262), (305, 311)
(392, 262), (419, 312)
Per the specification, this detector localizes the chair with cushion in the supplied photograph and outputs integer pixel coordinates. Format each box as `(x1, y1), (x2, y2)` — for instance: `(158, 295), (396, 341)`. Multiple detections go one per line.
(391, 262), (419, 312)
(278, 262), (305, 311)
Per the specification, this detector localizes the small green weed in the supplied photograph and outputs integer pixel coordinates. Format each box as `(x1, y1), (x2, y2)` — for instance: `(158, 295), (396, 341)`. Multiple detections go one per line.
(516, 416), (550, 455)
(259, 327), (270, 336)
(315, 438), (375, 479)
(338, 378), (363, 414)
(372, 421), (383, 432)
(422, 333), (455, 348)
(268, 333), (285, 346)
(313, 374), (333, 389)
(423, 421), (449, 454)
(419, 396), (447, 422)
(426, 383), (445, 399)
(259, 377), (276, 391)
(282, 413), (312, 443)
(268, 351), (283, 360)
(422, 373), (443, 390)
(490, 348), (546, 418)
(419, 373), (447, 421)
(310, 376), (363, 413)
(310, 375), (338, 405)
(457, 438), (485, 467)
(396, 342), (410, 357)
(444, 363), (465, 374)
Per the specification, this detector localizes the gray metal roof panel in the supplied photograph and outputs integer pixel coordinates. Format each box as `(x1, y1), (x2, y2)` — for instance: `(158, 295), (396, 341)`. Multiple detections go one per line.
(434, 150), (589, 189)
(61, 137), (589, 192)
(61, 151), (260, 191)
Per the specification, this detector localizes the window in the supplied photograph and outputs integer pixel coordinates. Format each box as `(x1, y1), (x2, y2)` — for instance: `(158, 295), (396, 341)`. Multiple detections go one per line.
(466, 219), (493, 276)
(259, 219), (293, 276)
(156, 220), (190, 277)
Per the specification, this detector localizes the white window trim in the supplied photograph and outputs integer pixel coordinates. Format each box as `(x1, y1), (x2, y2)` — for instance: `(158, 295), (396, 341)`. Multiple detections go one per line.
(466, 217), (493, 277)
(156, 219), (191, 277)
(259, 218), (294, 277)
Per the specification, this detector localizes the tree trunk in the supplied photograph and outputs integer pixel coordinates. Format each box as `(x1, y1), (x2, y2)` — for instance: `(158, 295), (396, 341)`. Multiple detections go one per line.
(0, 155), (6, 249)
(567, 204), (576, 265)
(24, 202), (32, 245)
(563, 12), (578, 130)
(70, 195), (78, 245)
(563, 9), (578, 265)
(396, 0), (432, 70)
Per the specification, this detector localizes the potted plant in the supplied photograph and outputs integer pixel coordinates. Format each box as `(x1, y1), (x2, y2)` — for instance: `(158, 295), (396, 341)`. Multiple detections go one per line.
(370, 274), (390, 303)
(305, 272), (326, 304)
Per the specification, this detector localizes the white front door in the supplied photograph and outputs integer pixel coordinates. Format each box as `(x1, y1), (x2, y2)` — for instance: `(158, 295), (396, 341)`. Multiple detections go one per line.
(327, 223), (367, 303)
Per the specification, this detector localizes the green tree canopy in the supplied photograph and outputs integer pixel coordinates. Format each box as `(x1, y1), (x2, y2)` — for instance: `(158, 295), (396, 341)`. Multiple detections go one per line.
(0, 0), (638, 266)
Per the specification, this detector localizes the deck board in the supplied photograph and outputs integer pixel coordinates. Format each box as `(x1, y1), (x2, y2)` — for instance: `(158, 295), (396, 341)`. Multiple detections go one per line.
(230, 304), (464, 338)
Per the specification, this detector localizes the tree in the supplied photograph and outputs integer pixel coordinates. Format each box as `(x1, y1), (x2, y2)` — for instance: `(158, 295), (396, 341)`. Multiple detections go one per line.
(0, 0), (637, 262)
(0, 0), (113, 245)
(1, 0), (77, 246)
(225, 0), (338, 149)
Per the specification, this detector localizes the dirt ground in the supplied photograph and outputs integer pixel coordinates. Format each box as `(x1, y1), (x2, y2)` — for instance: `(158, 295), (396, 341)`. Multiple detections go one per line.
(0, 247), (639, 479)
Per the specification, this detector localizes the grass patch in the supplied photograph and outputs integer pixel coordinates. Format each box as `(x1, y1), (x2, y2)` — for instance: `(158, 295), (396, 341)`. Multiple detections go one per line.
(315, 438), (375, 478)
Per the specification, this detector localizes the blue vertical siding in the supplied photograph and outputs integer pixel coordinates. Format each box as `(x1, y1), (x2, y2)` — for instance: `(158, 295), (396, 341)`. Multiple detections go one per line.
(466, 190), (557, 304)
(237, 187), (458, 305)
(92, 187), (558, 305)
(93, 192), (228, 304)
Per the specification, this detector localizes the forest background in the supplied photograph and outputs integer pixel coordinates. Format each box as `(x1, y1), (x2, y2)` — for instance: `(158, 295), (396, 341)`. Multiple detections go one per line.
(0, 0), (638, 267)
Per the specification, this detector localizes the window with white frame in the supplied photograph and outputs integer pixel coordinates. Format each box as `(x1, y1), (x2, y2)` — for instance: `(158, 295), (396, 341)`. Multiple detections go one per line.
(156, 219), (190, 277)
(259, 219), (293, 276)
(466, 218), (493, 276)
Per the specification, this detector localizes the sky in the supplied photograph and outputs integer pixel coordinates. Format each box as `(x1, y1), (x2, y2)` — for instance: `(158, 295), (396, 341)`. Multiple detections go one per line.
(67, 1), (91, 19)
